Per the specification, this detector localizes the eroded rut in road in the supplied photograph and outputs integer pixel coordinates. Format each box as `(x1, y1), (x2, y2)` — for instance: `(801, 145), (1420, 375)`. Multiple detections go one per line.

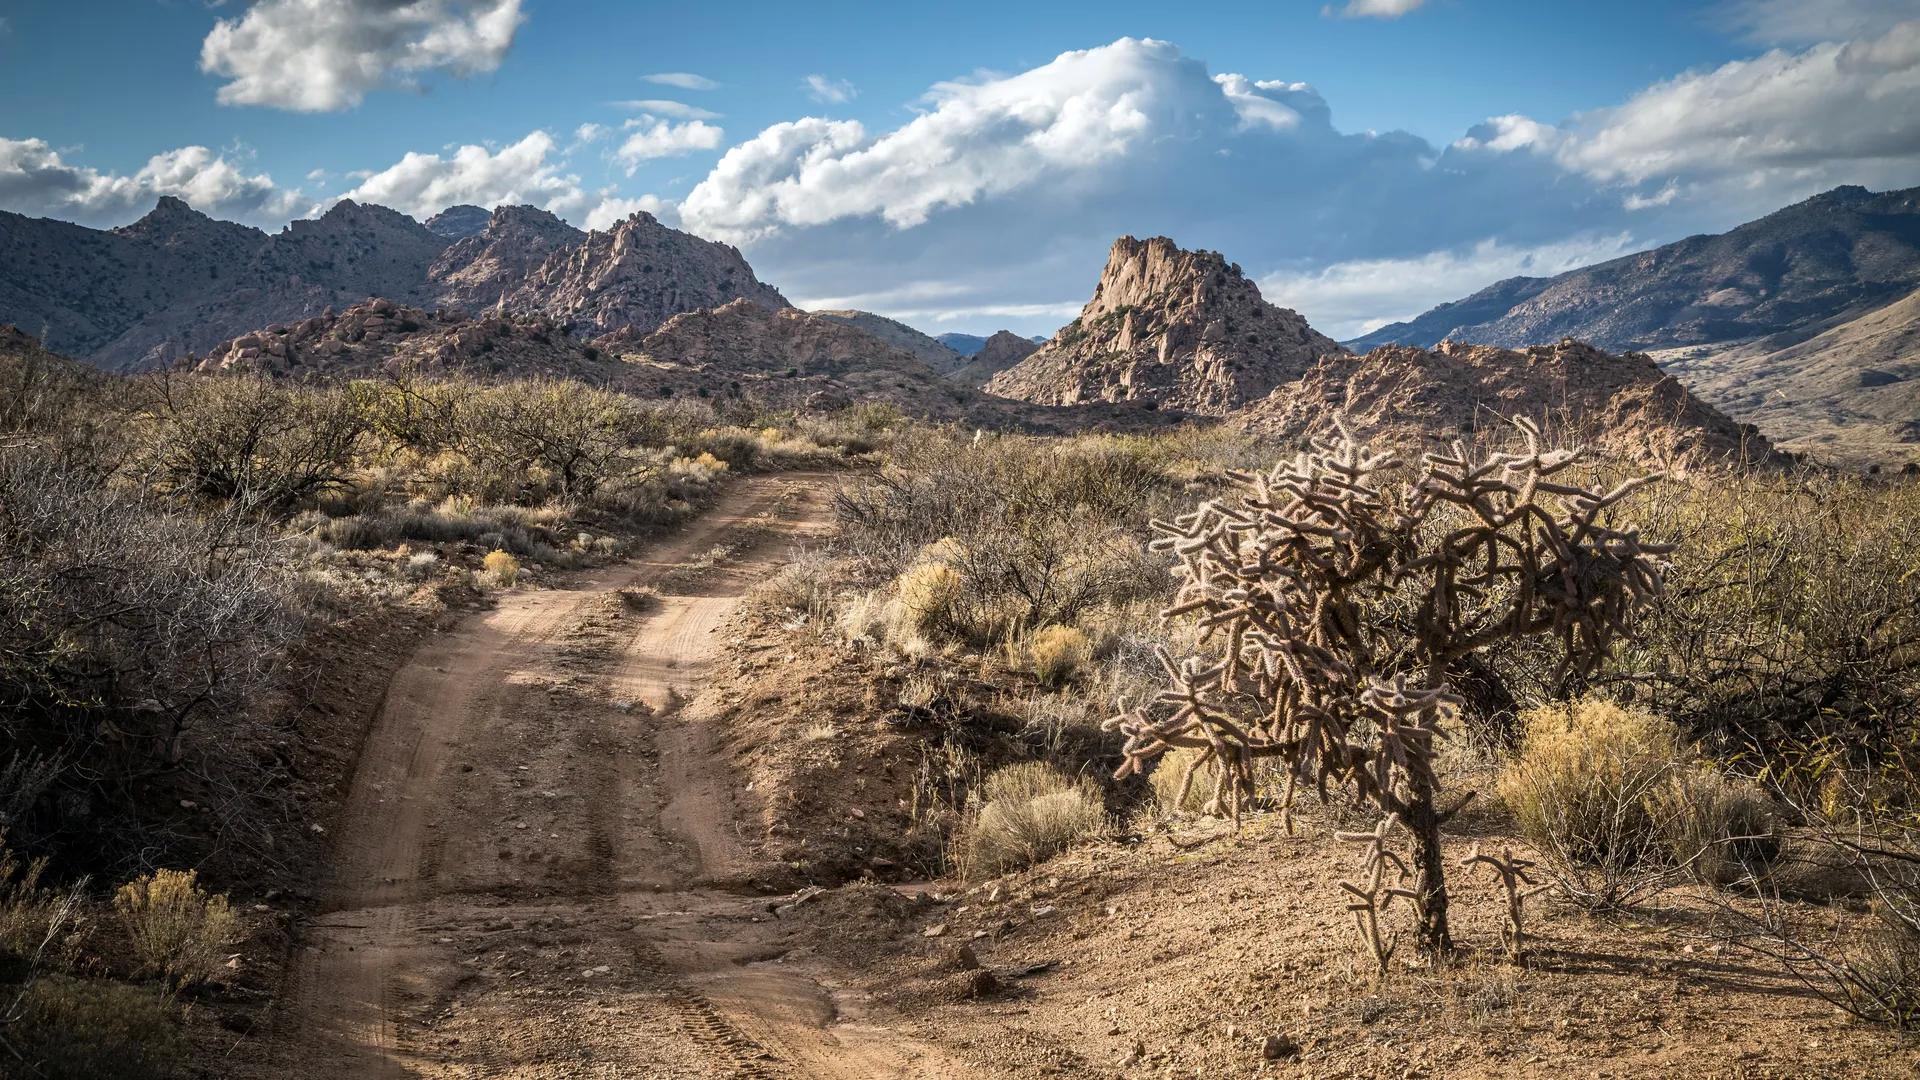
(269, 474), (962, 1079)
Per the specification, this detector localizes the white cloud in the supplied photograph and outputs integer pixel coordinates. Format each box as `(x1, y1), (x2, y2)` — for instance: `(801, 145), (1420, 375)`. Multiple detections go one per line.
(1326, 0), (1429, 19)
(1451, 114), (1558, 153)
(325, 130), (626, 223)
(803, 74), (857, 104)
(201, 0), (524, 112)
(1545, 22), (1920, 187)
(614, 118), (725, 172)
(1214, 73), (1303, 131)
(573, 122), (607, 146)
(684, 39), (1223, 240)
(1258, 233), (1641, 339)
(610, 99), (722, 120)
(585, 194), (675, 231)
(1718, 0), (1919, 44)
(641, 72), (718, 91)
(0, 136), (299, 226)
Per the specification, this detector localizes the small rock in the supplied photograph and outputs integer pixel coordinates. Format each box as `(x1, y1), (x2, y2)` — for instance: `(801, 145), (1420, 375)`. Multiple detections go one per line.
(964, 969), (1000, 998)
(922, 923), (949, 938)
(1262, 1035), (1300, 1061)
(1117, 1040), (1145, 1067)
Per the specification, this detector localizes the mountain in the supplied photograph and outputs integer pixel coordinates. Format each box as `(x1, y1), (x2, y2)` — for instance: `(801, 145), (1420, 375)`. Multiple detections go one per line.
(950, 330), (1040, 386)
(1655, 284), (1920, 464)
(429, 205), (586, 311)
(500, 211), (790, 337)
(813, 310), (964, 374)
(1238, 339), (1776, 469)
(937, 333), (989, 356)
(986, 235), (1342, 414)
(0, 199), (800, 372)
(89, 200), (453, 371)
(192, 298), (627, 383)
(424, 204), (494, 241)
(1349, 185), (1920, 353)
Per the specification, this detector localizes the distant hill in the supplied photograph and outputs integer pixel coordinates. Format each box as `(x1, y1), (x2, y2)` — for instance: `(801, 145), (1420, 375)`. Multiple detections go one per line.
(1348, 184), (1920, 353)
(813, 310), (965, 374)
(1654, 284), (1920, 465)
(0, 199), (792, 372)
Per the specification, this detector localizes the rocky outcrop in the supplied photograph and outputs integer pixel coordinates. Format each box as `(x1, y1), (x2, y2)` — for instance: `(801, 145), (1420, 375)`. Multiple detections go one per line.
(429, 205), (586, 311)
(986, 236), (1342, 415)
(1349, 184), (1920, 352)
(424, 204), (493, 240)
(1237, 338), (1777, 469)
(504, 212), (791, 337)
(192, 298), (624, 383)
(813, 310), (964, 374)
(951, 330), (1041, 386)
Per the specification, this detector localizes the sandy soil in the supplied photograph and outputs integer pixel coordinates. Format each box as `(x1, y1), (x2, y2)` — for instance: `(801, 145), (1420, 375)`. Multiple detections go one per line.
(255, 472), (968, 1078)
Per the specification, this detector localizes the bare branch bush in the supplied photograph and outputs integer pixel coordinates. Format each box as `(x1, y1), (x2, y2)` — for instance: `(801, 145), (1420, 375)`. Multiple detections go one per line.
(1105, 418), (1667, 954)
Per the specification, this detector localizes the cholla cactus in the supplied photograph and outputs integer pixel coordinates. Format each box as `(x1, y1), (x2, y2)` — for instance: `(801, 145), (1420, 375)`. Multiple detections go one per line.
(1106, 417), (1667, 954)
(1461, 843), (1551, 962)
(1336, 814), (1420, 973)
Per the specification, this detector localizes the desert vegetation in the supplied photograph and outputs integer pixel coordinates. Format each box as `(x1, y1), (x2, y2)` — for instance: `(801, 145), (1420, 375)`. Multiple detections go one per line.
(0, 342), (892, 1073)
(729, 413), (1920, 1058)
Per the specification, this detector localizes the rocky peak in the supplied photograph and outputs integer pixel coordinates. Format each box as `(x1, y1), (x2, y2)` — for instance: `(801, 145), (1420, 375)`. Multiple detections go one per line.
(429, 204), (587, 310)
(115, 196), (267, 258)
(985, 235), (1341, 415)
(424, 204), (493, 240)
(505, 212), (791, 336)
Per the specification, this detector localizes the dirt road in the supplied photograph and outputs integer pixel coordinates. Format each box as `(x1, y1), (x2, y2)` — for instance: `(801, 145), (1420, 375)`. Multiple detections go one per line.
(268, 473), (965, 1079)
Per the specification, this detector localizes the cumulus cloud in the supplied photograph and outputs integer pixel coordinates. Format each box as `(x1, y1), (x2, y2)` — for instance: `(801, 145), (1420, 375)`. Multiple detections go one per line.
(641, 72), (718, 91)
(1326, 0), (1429, 19)
(0, 136), (300, 226)
(584, 194), (675, 231)
(803, 74), (857, 104)
(1545, 22), (1920, 188)
(201, 0), (524, 112)
(610, 99), (722, 120)
(615, 118), (725, 171)
(678, 31), (1920, 338)
(326, 130), (636, 226)
(1718, 0), (1919, 44)
(1258, 233), (1640, 339)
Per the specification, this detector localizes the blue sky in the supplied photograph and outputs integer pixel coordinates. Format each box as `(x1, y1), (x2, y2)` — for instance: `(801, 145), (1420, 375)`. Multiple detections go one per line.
(4, 0), (1919, 337)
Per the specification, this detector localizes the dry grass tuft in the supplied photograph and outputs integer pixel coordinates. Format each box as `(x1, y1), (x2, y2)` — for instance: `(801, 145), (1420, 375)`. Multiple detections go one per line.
(482, 548), (521, 587)
(1027, 625), (1092, 687)
(112, 868), (239, 988)
(952, 762), (1106, 880)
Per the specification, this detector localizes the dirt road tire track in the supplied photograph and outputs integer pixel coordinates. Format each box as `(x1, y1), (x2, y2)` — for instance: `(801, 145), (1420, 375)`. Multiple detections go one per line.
(265, 473), (966, 1078)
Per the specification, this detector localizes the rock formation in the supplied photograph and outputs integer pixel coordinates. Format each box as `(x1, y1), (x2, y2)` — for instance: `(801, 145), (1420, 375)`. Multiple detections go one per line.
(987, 236), (1342, 415)
(1237, 338), (1776, 468)
(429, 205), (586, 312)
(424, 204), (494, 240)
(192, 298), (625, 383)
(502, 212), (790, 337)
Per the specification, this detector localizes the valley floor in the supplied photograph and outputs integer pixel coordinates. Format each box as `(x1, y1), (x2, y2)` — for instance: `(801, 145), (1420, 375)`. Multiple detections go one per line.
(234, 472), (1920, 1080)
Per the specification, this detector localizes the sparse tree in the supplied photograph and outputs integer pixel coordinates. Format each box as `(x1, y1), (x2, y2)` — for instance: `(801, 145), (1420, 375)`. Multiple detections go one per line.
(1106, 419), (1667, 955)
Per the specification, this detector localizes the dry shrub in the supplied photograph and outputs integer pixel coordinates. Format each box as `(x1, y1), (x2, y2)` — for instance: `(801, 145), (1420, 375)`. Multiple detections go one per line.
(1027, 625), (1091, 687)
(2, 975), (184, 1080)
(1498, 698), (1768, 907)
(952, 762), (1106, 880)
(112, 868), (239, 988)
(896, 560), (962, 635)
(1653, 767), (1780, 886)
(0, 837), (90, 972)
(482, 549), (521, 587)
